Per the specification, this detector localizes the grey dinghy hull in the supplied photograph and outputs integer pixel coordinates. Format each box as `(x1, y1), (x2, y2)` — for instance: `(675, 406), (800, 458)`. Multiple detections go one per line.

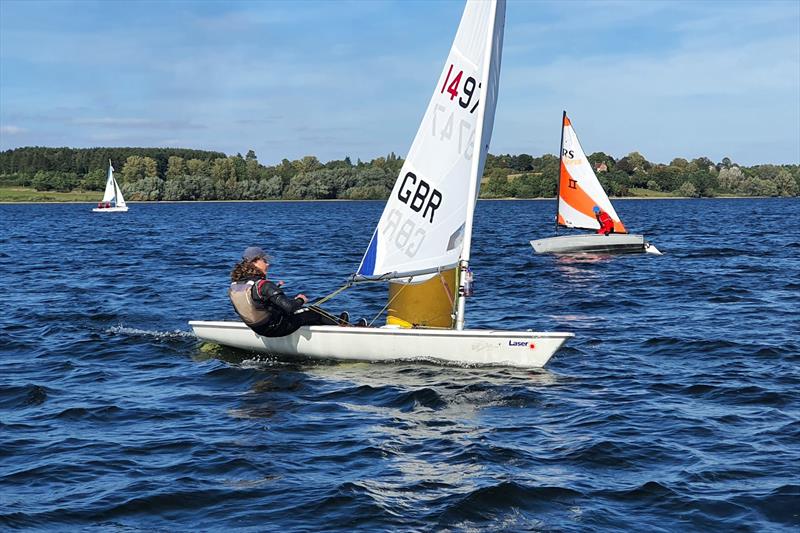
(531, 233), (652, 254)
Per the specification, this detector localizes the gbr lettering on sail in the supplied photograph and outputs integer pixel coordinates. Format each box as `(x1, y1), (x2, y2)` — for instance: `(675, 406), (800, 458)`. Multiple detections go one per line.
(384, 62), (481, 258)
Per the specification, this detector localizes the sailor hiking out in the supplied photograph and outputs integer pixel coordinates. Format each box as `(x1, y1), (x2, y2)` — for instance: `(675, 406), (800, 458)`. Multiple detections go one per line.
(228, 246), (359, 337)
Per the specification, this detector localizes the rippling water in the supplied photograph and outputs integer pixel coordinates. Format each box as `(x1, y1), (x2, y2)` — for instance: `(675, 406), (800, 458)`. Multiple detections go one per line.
(1, 198), (798, 531)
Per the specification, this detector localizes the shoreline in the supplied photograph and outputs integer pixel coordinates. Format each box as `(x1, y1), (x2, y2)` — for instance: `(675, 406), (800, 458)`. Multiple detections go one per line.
(1, 195), (788, 205)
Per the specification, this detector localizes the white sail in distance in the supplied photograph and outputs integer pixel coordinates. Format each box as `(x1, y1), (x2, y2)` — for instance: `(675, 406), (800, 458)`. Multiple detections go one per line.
(356, 0), (505, 281)
(100, 161), (126, 208)
(101, 162), (117, 204)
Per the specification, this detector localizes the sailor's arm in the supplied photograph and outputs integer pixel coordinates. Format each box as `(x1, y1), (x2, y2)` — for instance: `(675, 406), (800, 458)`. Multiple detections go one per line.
(254, 281), (304, 313)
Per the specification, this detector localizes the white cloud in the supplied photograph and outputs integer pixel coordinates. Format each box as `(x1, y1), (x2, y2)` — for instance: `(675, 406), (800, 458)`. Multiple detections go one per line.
(72, 117), (206, 130)
(0, 125), (26, 134)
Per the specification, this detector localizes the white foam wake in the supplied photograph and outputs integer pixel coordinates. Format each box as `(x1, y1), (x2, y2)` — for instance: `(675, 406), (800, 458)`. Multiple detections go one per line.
(107, 325), (196, 340)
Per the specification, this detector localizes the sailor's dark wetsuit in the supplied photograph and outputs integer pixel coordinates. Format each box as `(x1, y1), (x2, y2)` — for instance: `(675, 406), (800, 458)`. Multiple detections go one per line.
(228, 275), (337, 337)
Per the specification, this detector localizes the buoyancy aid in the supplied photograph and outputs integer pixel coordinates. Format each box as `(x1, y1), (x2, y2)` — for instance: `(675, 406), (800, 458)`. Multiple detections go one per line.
(596, 211), (614, 235)
(228, 280), (274, 329)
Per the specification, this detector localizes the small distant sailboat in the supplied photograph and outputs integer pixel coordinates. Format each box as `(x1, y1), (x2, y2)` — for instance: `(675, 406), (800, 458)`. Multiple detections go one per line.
(190, 0), (573, 368)
(92, 160), (128, 213)
(530, 112), (660, 255)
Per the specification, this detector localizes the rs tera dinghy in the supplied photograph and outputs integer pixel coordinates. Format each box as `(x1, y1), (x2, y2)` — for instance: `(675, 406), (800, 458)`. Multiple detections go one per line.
(190, 0), (573, 368)
(530, 112), (660, 255)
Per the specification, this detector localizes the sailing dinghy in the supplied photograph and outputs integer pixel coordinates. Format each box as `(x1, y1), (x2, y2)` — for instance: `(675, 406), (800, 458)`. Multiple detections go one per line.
(190, 0), (573, 368)
(530, 112), (660, 255)
(92, 160), (128, 213)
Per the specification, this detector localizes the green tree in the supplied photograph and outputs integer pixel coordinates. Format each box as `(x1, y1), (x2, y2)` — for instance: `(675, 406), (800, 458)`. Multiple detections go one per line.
(121, 156), (158, 182)
(245, 152), (261, 180)
(588, 152), (615, 171)
(509, 154), (534, 172)
(774, 169), (798, 196)
(211, 158), (237, 182)
(688, 170), (719, 197)
(677, 181), (698, 197)
(718, 166), (745, 193)
(650, 164), (683, 192)
(81, 168), (107, 191)
(617, 152), (651, 175)
(167, 156), (186, 179)
(481, 170), (513, 198)
(124, 176), (165, 201)
(691, 157), (715, 172)
(261, 176), (283, 198)
(669, 157), (689, 169)
(232, 154), (247, 181)
(343, 185), (388, 199)
(294, 156), (323, 174)
(185, 158), (208, 177)
(31, 171), (53, 191)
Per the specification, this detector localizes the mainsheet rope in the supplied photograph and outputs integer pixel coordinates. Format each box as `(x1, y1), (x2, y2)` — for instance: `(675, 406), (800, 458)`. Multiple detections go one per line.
(307, 281), (354, 324)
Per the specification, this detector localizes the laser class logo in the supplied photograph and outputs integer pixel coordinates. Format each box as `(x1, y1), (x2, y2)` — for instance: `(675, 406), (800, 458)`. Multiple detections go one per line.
(508, 340), (536, 349)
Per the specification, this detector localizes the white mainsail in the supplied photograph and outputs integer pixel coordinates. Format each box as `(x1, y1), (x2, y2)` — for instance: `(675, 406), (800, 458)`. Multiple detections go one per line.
(99, 161), (126, 208)
(100, 162), (117, 204)
(355, 0), (505, 283)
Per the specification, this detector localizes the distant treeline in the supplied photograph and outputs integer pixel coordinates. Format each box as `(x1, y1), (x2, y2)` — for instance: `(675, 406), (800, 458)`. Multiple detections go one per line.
(1, 146), (797, 200)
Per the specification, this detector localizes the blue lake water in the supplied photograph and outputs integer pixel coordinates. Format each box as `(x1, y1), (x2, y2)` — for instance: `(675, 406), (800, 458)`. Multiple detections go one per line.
(1, 198), (798, 531)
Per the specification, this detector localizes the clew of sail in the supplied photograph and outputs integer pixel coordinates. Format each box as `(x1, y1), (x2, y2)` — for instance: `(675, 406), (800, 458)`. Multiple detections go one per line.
(355, 0), (505, 283)
(558, 113), (626, 233)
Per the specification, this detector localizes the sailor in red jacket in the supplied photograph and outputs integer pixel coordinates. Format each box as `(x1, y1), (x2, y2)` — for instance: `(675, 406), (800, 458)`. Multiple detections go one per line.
(593, 206), (615, 235)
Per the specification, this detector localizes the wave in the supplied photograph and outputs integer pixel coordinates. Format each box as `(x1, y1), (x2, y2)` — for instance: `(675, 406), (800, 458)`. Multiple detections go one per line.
(106, 326), (196, 340)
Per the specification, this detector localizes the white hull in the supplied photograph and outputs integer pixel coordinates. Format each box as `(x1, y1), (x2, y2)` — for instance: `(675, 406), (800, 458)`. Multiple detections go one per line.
(92, 206), (128, 213)
(189, 320), (573, 368)
(530, 233), (657, 254)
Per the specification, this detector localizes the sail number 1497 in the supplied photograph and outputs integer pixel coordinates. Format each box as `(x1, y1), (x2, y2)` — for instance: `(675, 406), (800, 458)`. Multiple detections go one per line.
(440, 64), (481, 113)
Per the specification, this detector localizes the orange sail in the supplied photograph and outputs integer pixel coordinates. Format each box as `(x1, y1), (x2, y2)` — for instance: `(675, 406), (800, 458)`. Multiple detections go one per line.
(557, 112), (626, 233)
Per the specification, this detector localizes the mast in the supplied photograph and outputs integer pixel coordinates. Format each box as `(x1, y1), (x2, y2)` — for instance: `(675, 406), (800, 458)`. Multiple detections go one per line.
(555, 110), (565, 233)
(455, 0), (499, 331)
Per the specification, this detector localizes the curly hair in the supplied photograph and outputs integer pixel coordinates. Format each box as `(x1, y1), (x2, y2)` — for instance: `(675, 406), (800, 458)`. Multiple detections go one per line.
(230, 259), (264, 282)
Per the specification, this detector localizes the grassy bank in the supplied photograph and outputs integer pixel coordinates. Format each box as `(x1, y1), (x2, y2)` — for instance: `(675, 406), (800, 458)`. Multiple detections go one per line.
(626, 187), (677, 198)
(0, 187), (99, 202)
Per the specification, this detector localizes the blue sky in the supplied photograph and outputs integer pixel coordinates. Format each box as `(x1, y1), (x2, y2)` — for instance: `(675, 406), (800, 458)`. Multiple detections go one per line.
(1, 0), (798, 166)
